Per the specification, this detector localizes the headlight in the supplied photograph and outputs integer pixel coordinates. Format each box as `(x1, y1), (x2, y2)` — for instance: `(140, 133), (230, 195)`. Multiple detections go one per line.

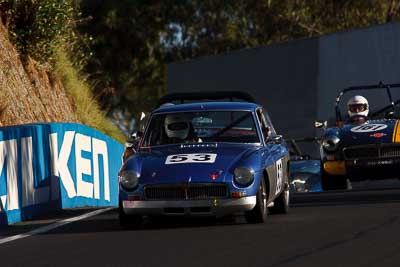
(119, 170), (140, 190)
(322, 135), (340, 152)
(234, 167), (254, 186)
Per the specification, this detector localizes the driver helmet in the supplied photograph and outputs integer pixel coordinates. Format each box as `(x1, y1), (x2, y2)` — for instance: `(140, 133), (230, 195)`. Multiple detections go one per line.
(164, 113), (190, 140)
(347, 95), (369, 118)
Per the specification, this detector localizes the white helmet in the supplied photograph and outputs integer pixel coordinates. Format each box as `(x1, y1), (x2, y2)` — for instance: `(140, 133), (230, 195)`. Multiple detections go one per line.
(347, 95), (369, 118)
(164, 114), (190, 140)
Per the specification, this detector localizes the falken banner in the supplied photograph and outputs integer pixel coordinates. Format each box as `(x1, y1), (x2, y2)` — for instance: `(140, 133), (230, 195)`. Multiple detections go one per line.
(0, 123), (124, 226)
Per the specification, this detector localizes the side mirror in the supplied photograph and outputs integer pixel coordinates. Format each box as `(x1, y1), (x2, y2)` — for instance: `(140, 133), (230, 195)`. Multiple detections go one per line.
(268, 134), (283, 144)
(126, 131), (143, 146)
(129, 131), (143, 141)
(123, 131), (143, 161)
(315, 120), (327, 129)
(126, 131), (143, 150)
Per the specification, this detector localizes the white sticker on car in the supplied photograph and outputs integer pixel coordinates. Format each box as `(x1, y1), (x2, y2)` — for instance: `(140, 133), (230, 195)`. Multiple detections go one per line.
(350, 124), (387, 133)
(165, 153), (217, 164)
(275, 158), (283, 196)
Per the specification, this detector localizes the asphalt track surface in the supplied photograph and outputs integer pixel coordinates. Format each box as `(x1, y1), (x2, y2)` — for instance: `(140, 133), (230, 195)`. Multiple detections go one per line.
(1, 187), (400, 267)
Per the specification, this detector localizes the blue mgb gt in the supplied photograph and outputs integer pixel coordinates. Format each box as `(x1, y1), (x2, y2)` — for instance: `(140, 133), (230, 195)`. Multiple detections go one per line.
(118, 92), (290, 228)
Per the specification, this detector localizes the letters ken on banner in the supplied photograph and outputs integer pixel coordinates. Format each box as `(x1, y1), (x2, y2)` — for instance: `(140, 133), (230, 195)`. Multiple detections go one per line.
(0, 130), (111, 213)
(50, 131), (111, 201)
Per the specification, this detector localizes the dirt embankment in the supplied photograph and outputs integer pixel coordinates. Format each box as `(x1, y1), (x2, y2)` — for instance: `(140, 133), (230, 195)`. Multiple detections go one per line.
(0, 21), (78, 127)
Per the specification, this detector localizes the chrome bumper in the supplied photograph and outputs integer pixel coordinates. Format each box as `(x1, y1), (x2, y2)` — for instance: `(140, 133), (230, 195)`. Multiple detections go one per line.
(122, 196), (256, 216)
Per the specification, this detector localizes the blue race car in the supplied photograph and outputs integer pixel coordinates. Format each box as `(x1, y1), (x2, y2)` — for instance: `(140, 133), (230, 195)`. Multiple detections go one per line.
(119, 92), (290, 227)
(285, 137), (322, 193)
(317, 82), (400, 190)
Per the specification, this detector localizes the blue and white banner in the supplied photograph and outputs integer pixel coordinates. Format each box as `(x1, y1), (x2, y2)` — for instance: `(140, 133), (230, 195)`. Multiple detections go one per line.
(0, 123), (124, 226)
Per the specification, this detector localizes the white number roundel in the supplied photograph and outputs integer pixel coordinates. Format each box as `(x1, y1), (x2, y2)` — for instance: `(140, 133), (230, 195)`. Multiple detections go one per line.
(165, 153), (217, 164)
(350, 124), (387, 133)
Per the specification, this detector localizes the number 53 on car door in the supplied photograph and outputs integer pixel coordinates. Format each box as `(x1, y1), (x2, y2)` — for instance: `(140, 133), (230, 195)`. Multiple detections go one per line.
(165, 153), (217, 164)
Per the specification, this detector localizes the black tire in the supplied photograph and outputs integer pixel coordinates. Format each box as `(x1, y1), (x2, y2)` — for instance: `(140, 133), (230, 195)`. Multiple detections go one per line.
(269, 188), (289, 214)
(245, 177), (268, 224)
(119, 202), (143, 229)
(320, 168), (348, 191)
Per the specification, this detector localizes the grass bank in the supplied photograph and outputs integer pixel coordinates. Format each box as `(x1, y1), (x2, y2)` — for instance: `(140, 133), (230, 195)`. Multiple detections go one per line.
(54, 48), (126, 143)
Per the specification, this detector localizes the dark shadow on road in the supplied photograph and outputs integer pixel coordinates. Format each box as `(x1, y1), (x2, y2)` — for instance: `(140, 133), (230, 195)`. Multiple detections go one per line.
(269, 214), (400, 267)
(1, 208), (253, 236)
(292, 188), (400, 208)
(0, 208), (103, 237)
(43, 212), (251, 235)
(3, 188), (400, 237)
(38, 188), (400, 235)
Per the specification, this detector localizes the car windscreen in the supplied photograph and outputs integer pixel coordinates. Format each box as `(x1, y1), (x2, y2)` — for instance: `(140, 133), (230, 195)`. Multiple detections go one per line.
(142, 110), (260, 146)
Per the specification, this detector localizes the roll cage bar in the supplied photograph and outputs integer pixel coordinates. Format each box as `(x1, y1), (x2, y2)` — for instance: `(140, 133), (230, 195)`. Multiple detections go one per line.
(157, 91), (256, 107)
(335, 82), (400, 125)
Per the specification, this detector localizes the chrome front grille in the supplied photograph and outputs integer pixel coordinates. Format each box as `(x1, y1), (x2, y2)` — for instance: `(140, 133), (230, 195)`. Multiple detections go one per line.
(144, 183), (228, 200)
(381, 146), (400, 158)
(343, 144), (400, 160)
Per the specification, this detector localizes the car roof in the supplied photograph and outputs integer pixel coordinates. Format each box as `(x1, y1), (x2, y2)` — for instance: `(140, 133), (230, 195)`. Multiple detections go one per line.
(153, 101), (261, 114)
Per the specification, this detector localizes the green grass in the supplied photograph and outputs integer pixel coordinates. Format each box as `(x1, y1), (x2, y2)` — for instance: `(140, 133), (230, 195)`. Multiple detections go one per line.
(53, 48), (126, 143)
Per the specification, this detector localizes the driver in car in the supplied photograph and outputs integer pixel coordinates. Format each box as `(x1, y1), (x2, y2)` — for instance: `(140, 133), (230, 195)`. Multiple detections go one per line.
(164, 114), (200, 143)
(346, 95), (369, 124)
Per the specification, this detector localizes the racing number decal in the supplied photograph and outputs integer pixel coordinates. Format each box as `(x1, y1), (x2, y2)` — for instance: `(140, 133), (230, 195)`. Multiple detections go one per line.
(275, 159), (283, 196)
(193, 154), (213, 161)
(351, 124), (387, 133)
(165, 153), (217, 164)
(167, 155), (188, 163)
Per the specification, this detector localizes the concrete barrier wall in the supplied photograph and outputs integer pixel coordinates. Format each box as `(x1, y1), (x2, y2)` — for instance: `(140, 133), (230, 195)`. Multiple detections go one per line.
(168, 22), (400, 156)
(318, 23), (400, 122)
(0, 123), (124, 226)
(168, 38), (319, 140)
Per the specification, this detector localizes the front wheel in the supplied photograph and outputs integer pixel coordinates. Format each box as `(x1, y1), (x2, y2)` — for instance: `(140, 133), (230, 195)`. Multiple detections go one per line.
(269, 187), (289, 214)
(245, 177), (268, 223)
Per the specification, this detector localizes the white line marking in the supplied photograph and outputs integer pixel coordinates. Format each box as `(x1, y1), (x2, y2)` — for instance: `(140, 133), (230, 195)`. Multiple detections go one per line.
(0, 207), (114, 245)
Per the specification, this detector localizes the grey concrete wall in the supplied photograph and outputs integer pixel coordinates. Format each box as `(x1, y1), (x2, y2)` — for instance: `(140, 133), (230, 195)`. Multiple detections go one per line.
(168, 22), (400, 156)
(318, 23), (400, 122)
(168, 38), (319, 140)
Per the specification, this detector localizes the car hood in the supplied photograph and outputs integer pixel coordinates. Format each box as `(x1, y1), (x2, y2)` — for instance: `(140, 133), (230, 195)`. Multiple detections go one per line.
(337, 119), (398, 146)
(126, 143), (262, 184)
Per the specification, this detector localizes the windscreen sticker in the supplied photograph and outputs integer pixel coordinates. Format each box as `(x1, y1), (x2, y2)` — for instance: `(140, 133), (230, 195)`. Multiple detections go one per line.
(350, 124), (387, 133)
(165, 153), (217, 164)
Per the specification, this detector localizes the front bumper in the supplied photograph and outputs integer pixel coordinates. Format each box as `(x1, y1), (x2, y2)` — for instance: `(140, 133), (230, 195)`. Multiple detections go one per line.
(322, 158), (400, 181)
(122, 196), (256, 217)
(346, 157), (400, 180)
